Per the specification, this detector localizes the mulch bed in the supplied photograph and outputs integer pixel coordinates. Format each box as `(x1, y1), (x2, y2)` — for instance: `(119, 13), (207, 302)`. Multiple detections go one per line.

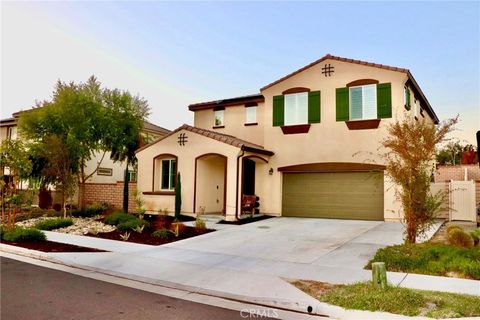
(218, 214), (274, 225)
(1, 240), (107, 253)
(85, 226), (213, 245)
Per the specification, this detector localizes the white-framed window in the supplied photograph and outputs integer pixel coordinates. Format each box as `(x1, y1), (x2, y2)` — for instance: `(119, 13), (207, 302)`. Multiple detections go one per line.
(245, 106), (257, 124)
(284, 92), (308, 125)
(159, 158), (176, 191)
(214, 110), (224, 126)
(349, 84), (377, 120)
(128, 170), (137, 182)
(97, 167), (113, 176)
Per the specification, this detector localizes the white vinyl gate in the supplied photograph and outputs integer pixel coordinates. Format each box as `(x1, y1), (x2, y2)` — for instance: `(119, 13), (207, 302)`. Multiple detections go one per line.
(431, 180), (477, 222)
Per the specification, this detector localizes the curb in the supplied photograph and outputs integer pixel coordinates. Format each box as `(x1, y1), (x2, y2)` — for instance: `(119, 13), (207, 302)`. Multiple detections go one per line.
(1, 244), (477, 320)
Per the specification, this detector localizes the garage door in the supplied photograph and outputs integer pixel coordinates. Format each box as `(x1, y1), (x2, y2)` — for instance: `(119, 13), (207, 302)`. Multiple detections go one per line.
(282, 172), (384, 220)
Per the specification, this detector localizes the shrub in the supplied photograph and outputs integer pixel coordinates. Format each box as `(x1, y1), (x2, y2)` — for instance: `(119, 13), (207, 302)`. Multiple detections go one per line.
(195, 218), (206, 230)
(152, 228), (170, 239)
(470, 231), (479, 246)
(45, 209), (61, 217)
(2, 227), (47, 242)
(448, 229), (474, 248)
(72, 203), (109, 218)
(116, 219), (149, 232)
(447, 225), (463, 234)
(34, 218), (74, 231)
(104, 211), (136, 225)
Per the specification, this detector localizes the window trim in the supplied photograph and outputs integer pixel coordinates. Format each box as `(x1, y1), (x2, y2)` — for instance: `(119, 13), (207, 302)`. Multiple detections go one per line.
(152, 154), (178, 193)
(348, 84), (377, 121)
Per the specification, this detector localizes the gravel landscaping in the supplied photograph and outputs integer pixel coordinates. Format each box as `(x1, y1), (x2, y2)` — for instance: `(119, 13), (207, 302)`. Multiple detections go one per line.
(15, 216), (115, 235)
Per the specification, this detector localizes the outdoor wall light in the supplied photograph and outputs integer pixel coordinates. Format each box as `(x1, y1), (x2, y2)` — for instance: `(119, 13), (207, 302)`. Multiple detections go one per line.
(269, 168), (274, 175)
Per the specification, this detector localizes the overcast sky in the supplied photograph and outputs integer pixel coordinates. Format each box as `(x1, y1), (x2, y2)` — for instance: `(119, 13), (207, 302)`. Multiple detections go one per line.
(1, 1), (479, 143)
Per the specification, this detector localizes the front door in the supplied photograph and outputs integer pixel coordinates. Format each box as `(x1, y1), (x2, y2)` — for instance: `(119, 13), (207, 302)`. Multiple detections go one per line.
(242, 158), (256, 195)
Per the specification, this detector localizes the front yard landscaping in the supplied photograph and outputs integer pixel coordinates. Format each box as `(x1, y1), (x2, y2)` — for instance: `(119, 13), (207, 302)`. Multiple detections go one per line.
(292, 280), (480, 318)
(367, 223), (480, 280)
(2, 206), (213, 251)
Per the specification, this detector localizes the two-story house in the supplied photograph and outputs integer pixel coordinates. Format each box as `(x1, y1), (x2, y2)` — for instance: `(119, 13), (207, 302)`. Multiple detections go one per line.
(136, 54), (439, 221)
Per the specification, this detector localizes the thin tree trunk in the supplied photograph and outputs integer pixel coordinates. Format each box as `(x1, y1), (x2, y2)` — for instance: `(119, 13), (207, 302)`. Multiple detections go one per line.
(123, 162), (130, 213)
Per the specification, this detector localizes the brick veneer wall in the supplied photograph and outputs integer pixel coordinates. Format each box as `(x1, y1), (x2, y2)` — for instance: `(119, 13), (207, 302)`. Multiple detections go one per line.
(84, 181), (138, 212)
(435, 164), (480, 182)
(435, 164), (480, 207)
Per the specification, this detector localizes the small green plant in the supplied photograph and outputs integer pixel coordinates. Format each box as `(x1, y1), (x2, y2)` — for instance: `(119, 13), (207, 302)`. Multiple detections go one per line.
(470, 231), (479, 246)
(116, 218), (149, 232)
(152, 228), (170, 239)
(120, 231), (131, 241)
(195, 218), (206, 230)
(33, 218), (74, 231)
(448, 229), (474, 248)
(132, 225), (145, 234)
(2, 227), (47, 242)
(104, 211), (136, 225)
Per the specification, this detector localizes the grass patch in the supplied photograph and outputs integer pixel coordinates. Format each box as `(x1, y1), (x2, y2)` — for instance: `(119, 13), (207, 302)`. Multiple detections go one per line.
(116, 219), (149, 232)
(33, 218), (74, 231)
(292, 280), (480, 318)
(367, 243), (480, 279)
(1, 226), (47, 242)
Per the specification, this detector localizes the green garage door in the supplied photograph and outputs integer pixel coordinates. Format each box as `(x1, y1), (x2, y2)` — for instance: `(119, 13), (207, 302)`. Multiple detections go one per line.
(282, 172), (384, 220)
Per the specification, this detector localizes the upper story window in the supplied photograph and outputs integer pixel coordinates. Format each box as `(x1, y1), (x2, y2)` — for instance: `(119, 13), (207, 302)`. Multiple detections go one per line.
(154, 155), (177, 192)
(349, 84), (377, 120)
(404, 86), (411, 110)
(245, 106), (257, 124)
(284, 92), (308, 125)
(214, 110), (224, 127)
(7, 126), (17, 140)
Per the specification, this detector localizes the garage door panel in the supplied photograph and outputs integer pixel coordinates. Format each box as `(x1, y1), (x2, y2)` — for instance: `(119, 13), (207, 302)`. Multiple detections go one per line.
(282, 172), (384, 220)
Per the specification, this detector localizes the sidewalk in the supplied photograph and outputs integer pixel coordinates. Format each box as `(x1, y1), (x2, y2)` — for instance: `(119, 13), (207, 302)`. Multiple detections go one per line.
(1, 230), (479, 320)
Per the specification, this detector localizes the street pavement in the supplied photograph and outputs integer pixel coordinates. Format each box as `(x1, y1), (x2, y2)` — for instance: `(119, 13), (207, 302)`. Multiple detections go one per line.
(1, 257), (267, 320)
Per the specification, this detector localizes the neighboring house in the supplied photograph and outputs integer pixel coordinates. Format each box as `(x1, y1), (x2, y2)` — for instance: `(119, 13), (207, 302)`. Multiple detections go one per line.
(82, 121), (170, 209)
(0, 111), (170, 209)
(136, 54), (439, 222)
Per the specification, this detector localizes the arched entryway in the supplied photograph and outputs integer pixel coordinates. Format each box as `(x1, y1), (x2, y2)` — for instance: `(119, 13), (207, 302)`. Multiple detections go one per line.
(194, 153), (227, 214)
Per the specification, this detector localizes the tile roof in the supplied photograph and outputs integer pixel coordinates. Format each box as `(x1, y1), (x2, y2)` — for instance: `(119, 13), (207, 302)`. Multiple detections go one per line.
(136, 124), (274, 155)
(142, 120), (170, 134)
(188, 93), (264, 111)
(260, 54), (409, 91)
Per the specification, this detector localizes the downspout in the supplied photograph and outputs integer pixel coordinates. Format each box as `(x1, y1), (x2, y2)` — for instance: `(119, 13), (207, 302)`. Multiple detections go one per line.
(235, 149), (245, 221)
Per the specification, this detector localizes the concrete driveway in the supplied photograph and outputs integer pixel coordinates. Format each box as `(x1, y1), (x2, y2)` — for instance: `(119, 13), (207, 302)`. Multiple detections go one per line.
(166, 217), (407, 269)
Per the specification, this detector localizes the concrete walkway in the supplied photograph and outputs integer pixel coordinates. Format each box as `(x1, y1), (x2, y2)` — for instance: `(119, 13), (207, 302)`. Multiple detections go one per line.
(1, 218), (479, 319)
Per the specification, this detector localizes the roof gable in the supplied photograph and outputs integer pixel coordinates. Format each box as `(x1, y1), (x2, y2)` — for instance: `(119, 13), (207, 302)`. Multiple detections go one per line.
(135, 124), (274, 155)
(260, 54), (438, 123)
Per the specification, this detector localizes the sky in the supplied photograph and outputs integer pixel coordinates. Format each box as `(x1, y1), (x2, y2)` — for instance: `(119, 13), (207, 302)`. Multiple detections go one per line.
(1, 1), (479, 144)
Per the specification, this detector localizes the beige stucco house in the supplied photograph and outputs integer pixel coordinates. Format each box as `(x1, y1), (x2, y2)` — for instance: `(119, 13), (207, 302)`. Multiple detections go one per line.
(136, 54), (439, 221)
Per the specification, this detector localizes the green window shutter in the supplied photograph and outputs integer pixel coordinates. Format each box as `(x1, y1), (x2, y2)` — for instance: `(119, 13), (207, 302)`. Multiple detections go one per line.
(377, 83), (392, 118)
(308, 91), (321, 123)
(272, 95), (284, 126)
(405, 86), (411, 110)
(335, 87), (349, 121)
